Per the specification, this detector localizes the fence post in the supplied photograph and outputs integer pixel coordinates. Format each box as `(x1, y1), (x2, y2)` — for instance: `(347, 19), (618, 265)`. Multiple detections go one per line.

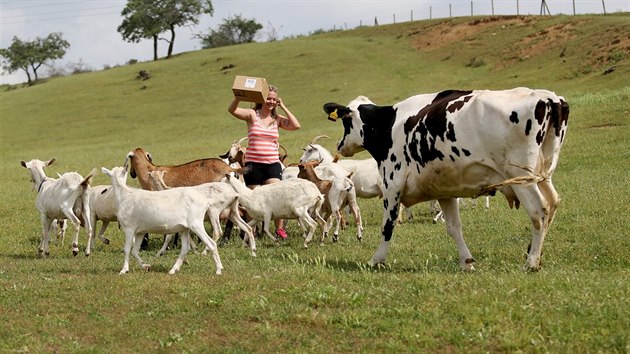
(602, 0), (607, 15)
(517, 0), (520, 15)
(573, 0), (576, 15)
(492, 0), (495, 15)
(471, 1), (473, 16)
(430, 6), (432, 19)
(411, 9), (413, 21)
(449, 3), (452, 17)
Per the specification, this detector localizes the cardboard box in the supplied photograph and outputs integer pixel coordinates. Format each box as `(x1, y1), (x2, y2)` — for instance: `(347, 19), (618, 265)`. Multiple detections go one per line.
(232, 75), (269, 103)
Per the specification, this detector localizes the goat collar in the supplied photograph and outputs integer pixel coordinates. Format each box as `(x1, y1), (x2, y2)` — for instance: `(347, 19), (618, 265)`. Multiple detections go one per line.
(37, 178), (49, 193)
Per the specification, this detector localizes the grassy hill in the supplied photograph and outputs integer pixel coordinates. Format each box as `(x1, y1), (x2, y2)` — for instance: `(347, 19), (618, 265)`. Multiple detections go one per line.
(0, 14), (629, 353)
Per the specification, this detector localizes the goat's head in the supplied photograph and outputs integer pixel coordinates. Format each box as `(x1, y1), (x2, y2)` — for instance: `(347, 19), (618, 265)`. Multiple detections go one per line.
(102, 166), (128, 187)
(126, 148), (153, 179)
(20, 158), (55, 191)
(219, 137), (247, 165)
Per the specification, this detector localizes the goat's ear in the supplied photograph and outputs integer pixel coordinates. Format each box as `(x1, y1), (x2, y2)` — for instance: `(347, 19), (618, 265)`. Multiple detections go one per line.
(48, 158), (56, 166)
(219, 151), (229, 159)
(101, 167), (111, 176)
(20, 160), (27, 168)
(146, 152), (153, 162)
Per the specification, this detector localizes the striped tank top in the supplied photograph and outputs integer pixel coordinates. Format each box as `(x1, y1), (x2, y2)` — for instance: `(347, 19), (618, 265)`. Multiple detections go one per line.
(245, 111), (280, 164)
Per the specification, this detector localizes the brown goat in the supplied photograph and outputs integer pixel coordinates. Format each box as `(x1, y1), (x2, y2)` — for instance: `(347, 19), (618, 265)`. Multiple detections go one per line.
(126, 148), (236, 190)
(297, 160), (363, 243)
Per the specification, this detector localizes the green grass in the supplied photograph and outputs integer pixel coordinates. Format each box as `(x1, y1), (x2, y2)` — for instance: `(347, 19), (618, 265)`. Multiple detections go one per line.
(1, 14), (629, 353)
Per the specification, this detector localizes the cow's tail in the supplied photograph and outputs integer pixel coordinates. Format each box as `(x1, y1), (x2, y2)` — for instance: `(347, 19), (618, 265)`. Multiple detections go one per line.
(539, 96), (570, 179)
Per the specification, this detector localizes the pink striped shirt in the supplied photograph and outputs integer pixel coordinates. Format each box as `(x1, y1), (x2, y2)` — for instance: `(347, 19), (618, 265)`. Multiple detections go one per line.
(245, 111), (280, 164)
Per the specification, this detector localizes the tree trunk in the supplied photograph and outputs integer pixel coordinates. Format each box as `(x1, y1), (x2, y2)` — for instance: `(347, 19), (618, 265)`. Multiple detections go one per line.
(167, 25), (175, 58)
(31, 64), (39, 82)
(24, 69), (32, 85)
(153, 35), (158, 61)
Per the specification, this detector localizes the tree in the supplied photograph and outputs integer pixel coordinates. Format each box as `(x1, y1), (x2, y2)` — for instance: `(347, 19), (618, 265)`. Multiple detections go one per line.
(118, 0), (164, 61)
(118, 0), (213, 61)
(197, 14), (262, 49)
(0, 33), (70, 85)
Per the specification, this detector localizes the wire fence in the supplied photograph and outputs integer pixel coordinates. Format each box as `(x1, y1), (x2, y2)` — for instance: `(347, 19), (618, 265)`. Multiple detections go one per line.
(329, 0), (628, 31)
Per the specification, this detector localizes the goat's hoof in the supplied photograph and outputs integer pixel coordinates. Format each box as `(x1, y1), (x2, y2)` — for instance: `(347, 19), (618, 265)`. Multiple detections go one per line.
(103, 239), (110, 245)
(44, 252), (50, 257)
(142, 264), (151, 272)
(119, 270), (128, 275)
(332, 235), (339, 243)
(72, 250), (78, 256)
(85, 253), (90, 257)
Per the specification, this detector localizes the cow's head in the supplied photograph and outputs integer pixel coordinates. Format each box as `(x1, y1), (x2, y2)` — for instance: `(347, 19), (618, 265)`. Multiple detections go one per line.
(323, 96), (375, 157)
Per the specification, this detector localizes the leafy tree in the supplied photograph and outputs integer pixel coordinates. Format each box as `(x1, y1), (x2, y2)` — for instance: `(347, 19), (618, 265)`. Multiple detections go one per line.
(198, 14), (262, 49)
(118, 0), (163, 61)
(118, 0), (213, 60)
(0, 33), (70, 85)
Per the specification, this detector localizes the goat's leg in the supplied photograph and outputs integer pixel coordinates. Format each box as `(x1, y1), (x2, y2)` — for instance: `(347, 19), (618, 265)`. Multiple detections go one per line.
(132, 233), (150, 271)
(97, 220), (111, 245)
(191, 223), (223, 275)
(156, 234), (174, 257)
(228, 203), (256, 257)
(39, 216), (54, 257)
(348, 200), (363, 241)
(169, 230), (191, 275)
(218, 220), (234, 247)
(119, 231), (134, 274)
(61, 209), (81, 257)
(259, 216), (277, 242)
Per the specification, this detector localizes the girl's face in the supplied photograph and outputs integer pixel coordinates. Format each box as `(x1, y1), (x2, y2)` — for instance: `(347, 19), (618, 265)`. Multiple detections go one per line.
(266, 91), (278, 108)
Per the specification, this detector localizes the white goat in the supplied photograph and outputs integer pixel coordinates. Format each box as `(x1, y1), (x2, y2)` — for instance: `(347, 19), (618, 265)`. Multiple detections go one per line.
(84, 184), (118, 255)
(225, 175), (326, 248)
(21, 158), (94, 257)
(147, 170), (256, 258)
(102, 166), (230, 275)
(297, 160), (363, 243)
(299, 135), (383, 198)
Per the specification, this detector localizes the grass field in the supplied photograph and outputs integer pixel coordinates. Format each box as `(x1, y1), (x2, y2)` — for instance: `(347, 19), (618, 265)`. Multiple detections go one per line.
(1, 14), (629, 352)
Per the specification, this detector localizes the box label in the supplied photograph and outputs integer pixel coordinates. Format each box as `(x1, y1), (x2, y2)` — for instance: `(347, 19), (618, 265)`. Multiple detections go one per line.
(244, 79), (257, 88)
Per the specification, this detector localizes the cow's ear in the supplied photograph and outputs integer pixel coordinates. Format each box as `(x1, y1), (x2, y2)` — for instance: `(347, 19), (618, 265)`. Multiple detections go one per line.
(323, 103), (351, 122)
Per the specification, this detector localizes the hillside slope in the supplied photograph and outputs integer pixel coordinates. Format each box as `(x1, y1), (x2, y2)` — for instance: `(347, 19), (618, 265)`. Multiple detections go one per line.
(1, 14), (628, 176)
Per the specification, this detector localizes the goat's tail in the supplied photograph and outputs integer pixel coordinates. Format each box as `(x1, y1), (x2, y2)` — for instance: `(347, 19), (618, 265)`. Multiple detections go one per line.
(81, 168), (97, 190)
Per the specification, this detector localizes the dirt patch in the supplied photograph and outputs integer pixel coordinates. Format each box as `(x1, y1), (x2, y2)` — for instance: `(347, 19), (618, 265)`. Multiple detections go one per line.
(411, 16), (530, 51)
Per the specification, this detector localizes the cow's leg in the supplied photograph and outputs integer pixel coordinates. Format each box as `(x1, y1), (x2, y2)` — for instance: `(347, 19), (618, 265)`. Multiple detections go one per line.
(191, 223), (223, 275)
(169, 230), (190, 275)
(369, 194), (400, 266)
(512, 185), (551, 272)
(538, 180), (561, 229)
(438, 198), (475, 271)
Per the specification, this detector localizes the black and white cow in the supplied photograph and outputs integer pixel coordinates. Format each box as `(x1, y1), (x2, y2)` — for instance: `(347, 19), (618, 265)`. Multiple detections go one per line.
(324, 88), (569, 271)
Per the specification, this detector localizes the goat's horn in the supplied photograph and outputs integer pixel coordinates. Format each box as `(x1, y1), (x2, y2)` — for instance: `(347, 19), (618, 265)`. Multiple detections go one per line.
(310, 135), (330, 144)
(237, 136), (248, 145)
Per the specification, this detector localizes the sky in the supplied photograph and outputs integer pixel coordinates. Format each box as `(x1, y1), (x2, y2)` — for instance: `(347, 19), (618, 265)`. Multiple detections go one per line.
(1, 0), (629, 84)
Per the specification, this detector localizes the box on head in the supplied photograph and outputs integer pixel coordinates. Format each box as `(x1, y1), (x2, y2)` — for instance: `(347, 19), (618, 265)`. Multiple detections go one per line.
(232, 75), (269, 103)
